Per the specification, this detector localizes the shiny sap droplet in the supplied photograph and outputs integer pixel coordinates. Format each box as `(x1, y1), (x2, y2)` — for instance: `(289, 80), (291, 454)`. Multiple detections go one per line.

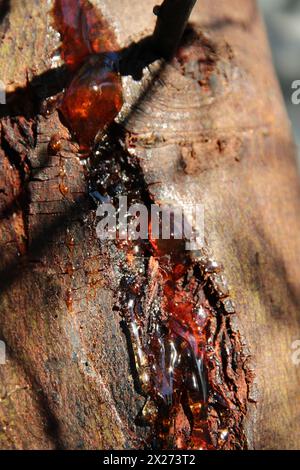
(59, 54), (123, 150)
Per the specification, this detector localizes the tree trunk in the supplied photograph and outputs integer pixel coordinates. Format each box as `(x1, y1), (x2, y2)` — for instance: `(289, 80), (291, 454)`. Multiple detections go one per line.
(0, 0), (299, 450)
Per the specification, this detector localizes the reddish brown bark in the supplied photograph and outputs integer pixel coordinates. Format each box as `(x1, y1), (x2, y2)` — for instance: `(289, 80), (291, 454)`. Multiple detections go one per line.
(0, 0), (300, 449)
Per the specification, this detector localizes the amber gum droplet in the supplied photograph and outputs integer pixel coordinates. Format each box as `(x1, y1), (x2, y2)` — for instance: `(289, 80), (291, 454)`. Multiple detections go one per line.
(59, 54), (123, 150)
(59, 182), (69, 196)
(66, 235), (75, 253)
(48, 134), (62, 155)
(59, 166), (66, 177)
(52, 0), (123, 150)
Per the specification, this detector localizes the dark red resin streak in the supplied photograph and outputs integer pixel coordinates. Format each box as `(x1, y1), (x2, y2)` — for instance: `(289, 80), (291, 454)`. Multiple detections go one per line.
(52, 0), (123, 150)
(139, 239), (213, 449)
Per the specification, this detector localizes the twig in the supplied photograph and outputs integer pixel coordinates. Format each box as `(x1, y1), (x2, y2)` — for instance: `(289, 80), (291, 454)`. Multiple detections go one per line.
(152, 0), (197, 59)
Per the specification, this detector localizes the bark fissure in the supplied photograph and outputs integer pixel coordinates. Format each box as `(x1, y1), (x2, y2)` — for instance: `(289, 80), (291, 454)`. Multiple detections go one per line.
(0, 117), (37, 252)
(90, 124), (252, 449)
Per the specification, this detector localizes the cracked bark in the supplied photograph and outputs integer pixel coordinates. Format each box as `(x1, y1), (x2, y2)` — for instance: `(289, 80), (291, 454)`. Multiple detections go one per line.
(0, 0), (300, 450)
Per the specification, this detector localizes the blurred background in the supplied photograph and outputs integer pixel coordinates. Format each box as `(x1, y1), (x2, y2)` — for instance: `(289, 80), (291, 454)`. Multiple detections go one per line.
(259, 0), (300, 163)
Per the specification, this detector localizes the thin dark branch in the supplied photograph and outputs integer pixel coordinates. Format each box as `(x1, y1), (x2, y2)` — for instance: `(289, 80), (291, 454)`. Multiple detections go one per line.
(152, 0), (197, 59)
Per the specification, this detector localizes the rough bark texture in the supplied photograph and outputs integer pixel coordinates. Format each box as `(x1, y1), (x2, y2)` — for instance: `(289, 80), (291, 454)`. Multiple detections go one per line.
(0, 0), (300, 449)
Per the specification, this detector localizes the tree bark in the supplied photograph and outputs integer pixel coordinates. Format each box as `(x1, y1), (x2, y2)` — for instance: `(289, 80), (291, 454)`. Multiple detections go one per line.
(0, 0), (300, 449)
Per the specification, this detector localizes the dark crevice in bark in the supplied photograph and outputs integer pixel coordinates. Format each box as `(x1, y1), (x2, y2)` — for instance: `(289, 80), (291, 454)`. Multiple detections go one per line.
(1, 117), (38, 247)
(0, 0), (10, 39)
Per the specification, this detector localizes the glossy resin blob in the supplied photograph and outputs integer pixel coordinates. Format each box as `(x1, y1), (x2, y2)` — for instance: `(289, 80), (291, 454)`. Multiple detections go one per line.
(52, 0), (123, 150)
